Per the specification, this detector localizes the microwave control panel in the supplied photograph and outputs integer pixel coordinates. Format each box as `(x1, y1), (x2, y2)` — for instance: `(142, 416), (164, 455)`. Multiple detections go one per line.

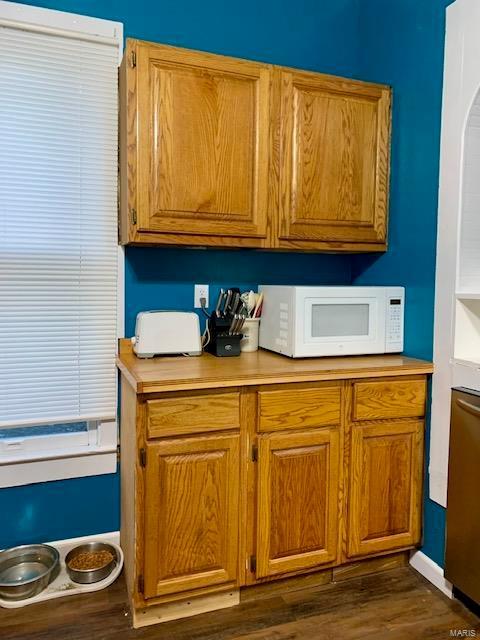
(385, 293), (404, 351)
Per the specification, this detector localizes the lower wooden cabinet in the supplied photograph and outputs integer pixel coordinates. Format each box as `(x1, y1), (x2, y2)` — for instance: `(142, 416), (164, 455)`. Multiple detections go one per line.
(256, 428), (339, 578)
(347, 420), (424, 558)
(118, 359), (430, 624)
(143, 433), (240, 598)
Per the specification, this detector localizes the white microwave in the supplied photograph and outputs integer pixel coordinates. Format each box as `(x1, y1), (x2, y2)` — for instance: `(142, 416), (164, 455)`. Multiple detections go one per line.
(258, 285), (404, 358)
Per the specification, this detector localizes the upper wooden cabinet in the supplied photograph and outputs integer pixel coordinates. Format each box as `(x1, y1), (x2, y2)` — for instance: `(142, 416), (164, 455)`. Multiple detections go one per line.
(119, 40), (392, 252)
(120, 40), (273, 248)
(276, 70), (391, 250)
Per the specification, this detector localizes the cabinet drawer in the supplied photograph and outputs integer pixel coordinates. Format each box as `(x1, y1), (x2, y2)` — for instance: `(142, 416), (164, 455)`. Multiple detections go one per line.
(258, 385), (341, 432)
(352, 379), (426, 422)
(146, 392), (240, 438)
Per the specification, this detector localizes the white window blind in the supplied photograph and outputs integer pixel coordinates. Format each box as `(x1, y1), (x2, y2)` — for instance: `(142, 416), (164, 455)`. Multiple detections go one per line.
(0, 25), (118, 428)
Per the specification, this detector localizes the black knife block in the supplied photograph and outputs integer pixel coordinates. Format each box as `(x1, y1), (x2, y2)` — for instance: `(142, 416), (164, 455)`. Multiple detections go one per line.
(205, 316), (242, 357)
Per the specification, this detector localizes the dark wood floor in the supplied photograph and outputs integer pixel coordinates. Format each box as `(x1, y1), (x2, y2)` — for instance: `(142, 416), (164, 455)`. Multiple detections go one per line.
(1, 567), (479, 640)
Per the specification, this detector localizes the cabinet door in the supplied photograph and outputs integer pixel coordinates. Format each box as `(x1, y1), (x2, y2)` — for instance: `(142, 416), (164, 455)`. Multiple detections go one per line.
(277, 69), (391, 250)
(133, 41), (272, 246)
(347, 421), (423, 558)
(256, 429), (339, 578)
(143, 433), (240, 598)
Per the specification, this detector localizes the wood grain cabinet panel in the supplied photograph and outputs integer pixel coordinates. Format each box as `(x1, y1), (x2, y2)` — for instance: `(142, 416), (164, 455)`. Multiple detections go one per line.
(120, 40), (392, 252)
(118, 352), (431, 620)
(276, 69), (391, 251)
(256, 429), (339, 578)
(352, 379), (426, 422)
(146, 392), (240, 438)
(258, 385), (341, 432)
(347, 420), (423, 558)
(121, 40), (272, 247)
(143, 433), (240, 598)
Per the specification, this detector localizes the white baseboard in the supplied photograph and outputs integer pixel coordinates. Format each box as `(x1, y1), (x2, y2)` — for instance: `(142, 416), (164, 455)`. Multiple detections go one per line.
(47, 530), (120, 548)
(2, 531), (120, 555)
(410, 550), (453, 598)
(428, 468), (448, 508)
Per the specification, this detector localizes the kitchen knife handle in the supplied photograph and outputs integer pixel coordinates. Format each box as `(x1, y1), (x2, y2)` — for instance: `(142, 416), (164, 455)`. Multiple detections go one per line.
(231, 292), (240, 316)
(224, 290), (233, 316)
(215, 289), (224, 317)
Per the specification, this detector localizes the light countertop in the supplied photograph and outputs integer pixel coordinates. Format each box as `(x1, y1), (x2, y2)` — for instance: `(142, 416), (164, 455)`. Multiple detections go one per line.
(117, 339), (433, 394)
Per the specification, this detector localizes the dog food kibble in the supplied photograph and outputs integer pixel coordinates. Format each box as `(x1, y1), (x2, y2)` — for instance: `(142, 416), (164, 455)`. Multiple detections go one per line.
(68, 550), (114, 571)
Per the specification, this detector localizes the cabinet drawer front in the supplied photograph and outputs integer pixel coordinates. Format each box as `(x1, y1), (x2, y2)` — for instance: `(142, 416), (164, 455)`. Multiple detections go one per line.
(147, 392), (240, 438)
(258, 385), (341, 432)
(352, 379), (426, 422)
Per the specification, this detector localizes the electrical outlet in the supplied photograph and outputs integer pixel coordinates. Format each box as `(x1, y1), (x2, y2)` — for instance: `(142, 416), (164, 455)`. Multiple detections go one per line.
(194, 284), (209, 308)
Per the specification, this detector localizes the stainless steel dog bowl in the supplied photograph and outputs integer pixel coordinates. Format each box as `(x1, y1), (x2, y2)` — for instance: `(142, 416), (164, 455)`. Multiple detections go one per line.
(65, 542), (117, 584)
(0, 544), (60, 601)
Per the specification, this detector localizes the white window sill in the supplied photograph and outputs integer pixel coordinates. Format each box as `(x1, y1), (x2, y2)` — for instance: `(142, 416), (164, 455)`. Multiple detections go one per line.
(0, 421), (118, 487)
(0, 448), (118, 488)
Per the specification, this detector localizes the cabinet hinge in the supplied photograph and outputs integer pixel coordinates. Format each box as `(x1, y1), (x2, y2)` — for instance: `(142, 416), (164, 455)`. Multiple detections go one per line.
(130, 50), (136, 68)
(139, 448), (146, 468)
(137, 574), (144, 594)
(249, 555), (257, 573)
(130, 208), (137, 225)
(251, 444), (258, 462)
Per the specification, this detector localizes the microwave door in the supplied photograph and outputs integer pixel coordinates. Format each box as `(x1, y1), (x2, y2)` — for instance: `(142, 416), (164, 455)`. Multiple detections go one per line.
(299, 297), (386, 357)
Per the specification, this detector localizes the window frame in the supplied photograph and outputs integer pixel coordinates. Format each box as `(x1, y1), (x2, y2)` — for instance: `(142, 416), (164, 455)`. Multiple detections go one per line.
(0, 1), (124, 487)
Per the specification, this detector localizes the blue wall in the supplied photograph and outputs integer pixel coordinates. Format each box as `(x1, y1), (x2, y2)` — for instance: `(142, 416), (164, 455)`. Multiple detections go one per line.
(9, 0), (361, 76)
(0, 475), (119, 550)
(2, 0), (452, 571)
(125, 248), (351, 335)
(1, 0), (359, 549)
(353, 0), (452, 567)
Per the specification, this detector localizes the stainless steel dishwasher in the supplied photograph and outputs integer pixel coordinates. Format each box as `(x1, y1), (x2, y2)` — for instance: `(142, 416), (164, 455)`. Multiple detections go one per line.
(445, 387), (480, 603)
